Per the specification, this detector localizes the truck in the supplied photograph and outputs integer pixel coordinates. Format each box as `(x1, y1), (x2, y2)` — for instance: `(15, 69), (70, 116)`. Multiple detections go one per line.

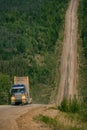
(10, 76), (32, 105)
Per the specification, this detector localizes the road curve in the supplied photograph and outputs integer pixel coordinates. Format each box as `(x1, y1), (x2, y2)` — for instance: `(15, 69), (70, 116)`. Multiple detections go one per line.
(57, 0), (79, 104)
(0, 104), (43, 130)
(0, 0), (79, 129)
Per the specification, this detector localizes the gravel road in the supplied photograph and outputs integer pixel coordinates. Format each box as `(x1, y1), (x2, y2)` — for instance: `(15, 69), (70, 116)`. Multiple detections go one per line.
(57, 0), (79, 104)
(0, 0), (79, 130)
(0, 104), (43, 130)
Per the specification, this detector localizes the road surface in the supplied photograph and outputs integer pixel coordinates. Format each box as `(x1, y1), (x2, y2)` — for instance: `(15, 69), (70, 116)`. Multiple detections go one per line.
(57, 0), (79, 104)
(0, 104), (43, 130)
(0, 0), (79, 129)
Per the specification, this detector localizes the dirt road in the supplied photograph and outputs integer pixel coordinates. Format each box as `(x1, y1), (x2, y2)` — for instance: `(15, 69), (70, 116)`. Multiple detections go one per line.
(0, 0), (79, 130)
(0, 104), (43, 130)
(57, 0), (79, 104)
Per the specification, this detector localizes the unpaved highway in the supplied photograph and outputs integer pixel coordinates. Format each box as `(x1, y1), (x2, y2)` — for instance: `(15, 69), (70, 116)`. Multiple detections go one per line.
(57, 0), (79, 104)
(0, 104), (43, 130)
(0, 0), (79, 129)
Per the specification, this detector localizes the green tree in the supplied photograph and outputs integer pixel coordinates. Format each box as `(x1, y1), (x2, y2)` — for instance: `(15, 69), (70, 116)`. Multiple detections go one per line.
(0, 73), (12, 104)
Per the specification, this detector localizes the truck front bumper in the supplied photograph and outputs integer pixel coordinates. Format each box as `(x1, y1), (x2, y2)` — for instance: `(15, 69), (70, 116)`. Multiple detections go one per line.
(11, 99), (27, 105)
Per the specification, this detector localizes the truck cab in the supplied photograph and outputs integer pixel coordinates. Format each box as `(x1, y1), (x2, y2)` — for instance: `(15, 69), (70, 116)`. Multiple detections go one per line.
(10, 76), (32, 105)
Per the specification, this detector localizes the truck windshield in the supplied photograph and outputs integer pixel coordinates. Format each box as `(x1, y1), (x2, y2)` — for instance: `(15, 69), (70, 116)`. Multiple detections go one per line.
(11, 88), (25, 94)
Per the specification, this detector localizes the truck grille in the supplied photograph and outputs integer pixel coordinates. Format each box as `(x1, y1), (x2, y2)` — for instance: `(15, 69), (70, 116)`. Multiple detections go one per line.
(15, 94), (22, 100)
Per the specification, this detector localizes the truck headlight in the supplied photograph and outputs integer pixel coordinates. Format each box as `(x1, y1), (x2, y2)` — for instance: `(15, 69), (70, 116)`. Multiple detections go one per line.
(22, 94), (26, 100)
(11, 95), (15, 101)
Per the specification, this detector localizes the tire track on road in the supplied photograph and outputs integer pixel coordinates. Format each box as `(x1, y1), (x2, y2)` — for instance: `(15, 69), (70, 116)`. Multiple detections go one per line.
(57, 0), (79, 104)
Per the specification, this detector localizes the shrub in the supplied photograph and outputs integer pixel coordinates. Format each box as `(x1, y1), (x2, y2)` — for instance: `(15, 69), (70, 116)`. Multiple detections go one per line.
(70, 98), (79, 113)
(58, 98), (80, 113)
(0, 73), (11, 104)
(58, 98), (69, 112)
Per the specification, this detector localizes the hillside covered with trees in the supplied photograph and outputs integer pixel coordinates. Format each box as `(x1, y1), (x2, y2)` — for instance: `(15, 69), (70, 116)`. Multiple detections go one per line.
(78, 0), (87, 102)
(0, 0), (69, 104)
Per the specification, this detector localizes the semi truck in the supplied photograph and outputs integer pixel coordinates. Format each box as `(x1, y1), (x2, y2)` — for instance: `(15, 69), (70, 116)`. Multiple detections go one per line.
(10, 76), (32, 105)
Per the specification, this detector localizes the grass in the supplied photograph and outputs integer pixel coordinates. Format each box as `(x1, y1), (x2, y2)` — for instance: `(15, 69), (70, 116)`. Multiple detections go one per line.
(34, 113), (84, 130)
(33, 100), (87, 130)
(58, 98), (80, 113)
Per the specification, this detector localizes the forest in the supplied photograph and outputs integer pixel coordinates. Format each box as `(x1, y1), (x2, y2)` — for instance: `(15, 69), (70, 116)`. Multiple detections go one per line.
(0, 0), (69, 104)
(78, 0), (87, 101)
